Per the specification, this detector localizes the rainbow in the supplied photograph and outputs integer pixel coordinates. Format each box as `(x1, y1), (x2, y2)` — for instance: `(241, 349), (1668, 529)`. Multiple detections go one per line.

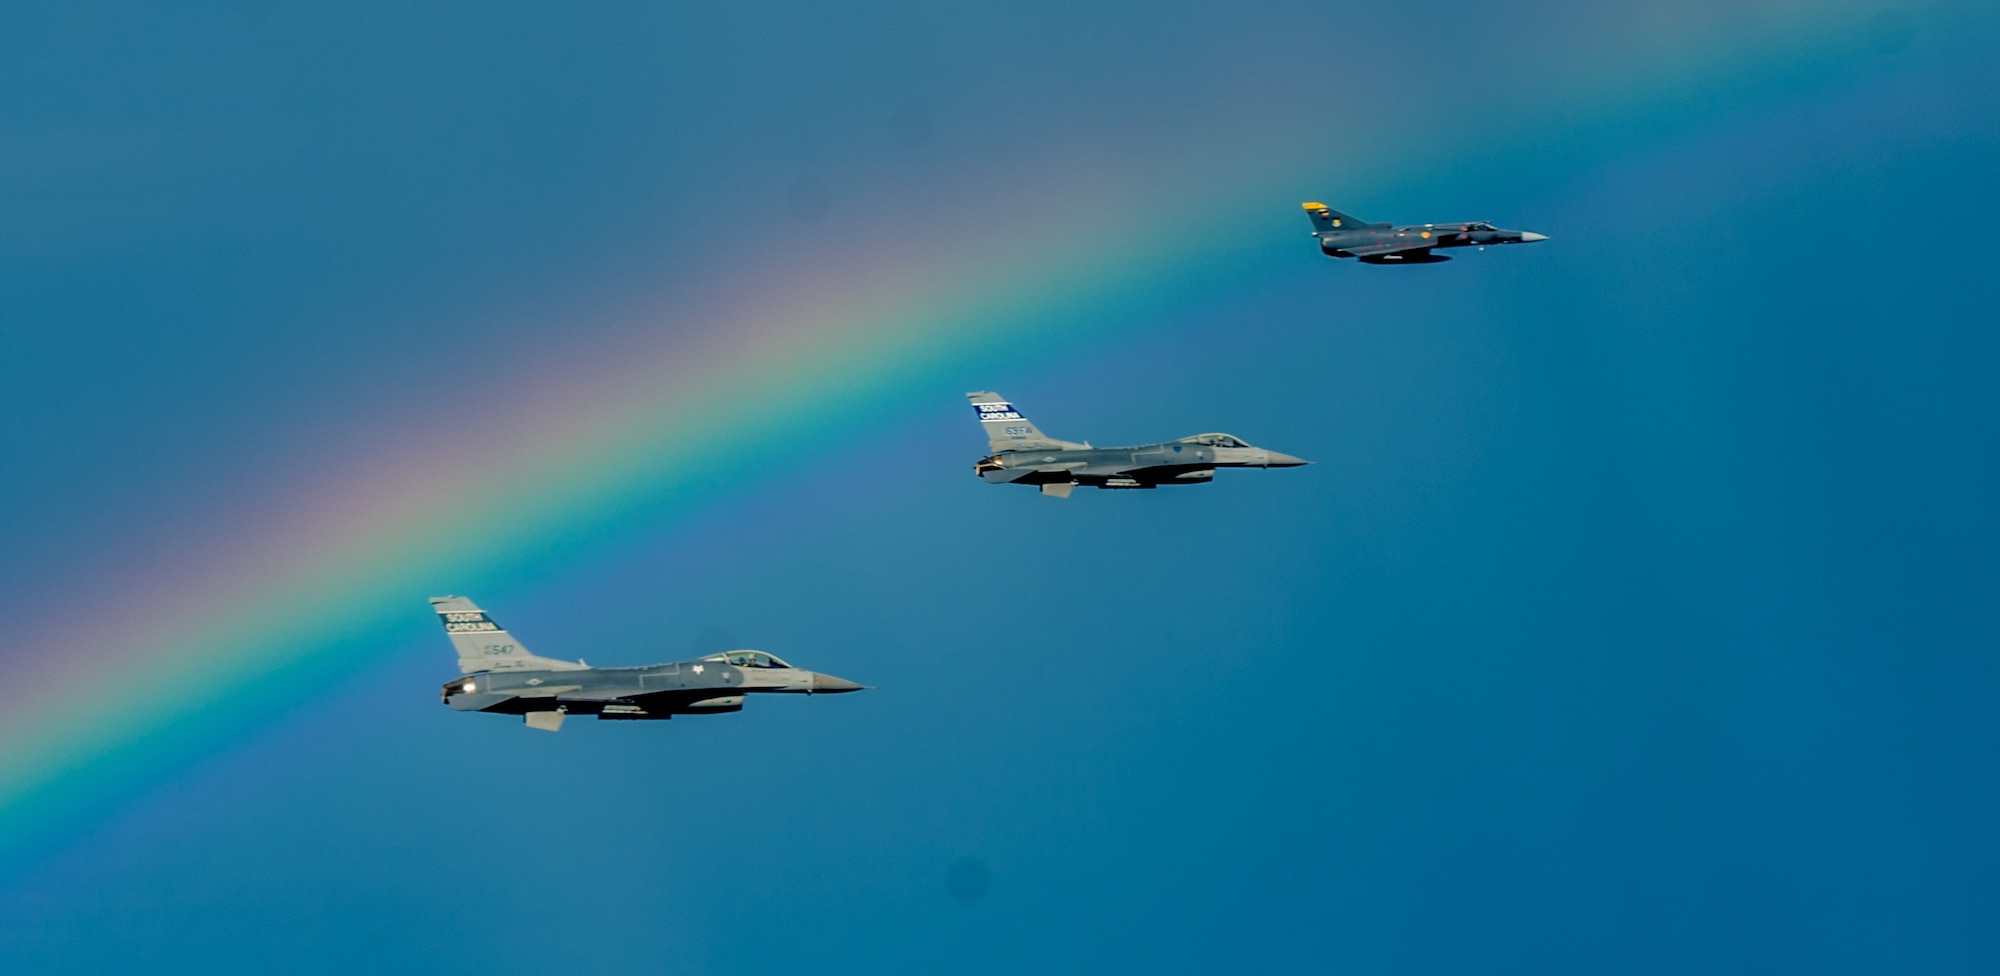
(0, 2), (1929, 861)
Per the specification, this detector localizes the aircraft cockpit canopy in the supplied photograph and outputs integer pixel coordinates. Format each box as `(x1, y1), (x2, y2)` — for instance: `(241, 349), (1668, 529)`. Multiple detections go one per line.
(1466, 221), (1497, 231)
(1181, 433), (1250, 448)
(701, 650), (793, 669)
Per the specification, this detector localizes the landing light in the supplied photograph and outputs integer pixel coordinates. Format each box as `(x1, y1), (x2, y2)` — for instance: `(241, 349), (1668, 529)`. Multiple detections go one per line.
(461, 680), (476, 694)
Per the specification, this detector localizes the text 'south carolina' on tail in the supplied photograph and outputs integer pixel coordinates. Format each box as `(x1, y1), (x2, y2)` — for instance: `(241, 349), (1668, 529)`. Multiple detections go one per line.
(966, 391), (1083, 452)
(1301, 202), (1386, 234)
(430, 596), (585, 674)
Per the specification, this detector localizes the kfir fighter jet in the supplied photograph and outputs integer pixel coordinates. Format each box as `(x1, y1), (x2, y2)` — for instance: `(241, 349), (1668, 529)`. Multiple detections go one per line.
(968, 392), (1307, 497)
(1303, 202), (1547, 264)
(432, 596), (864, 731)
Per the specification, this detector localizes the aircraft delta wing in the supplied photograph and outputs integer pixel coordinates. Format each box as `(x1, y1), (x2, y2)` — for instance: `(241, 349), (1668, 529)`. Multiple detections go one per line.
(1302, 202), (1547, 264)
(432, 596), (864, 731)
(966, 392), (1307, 497)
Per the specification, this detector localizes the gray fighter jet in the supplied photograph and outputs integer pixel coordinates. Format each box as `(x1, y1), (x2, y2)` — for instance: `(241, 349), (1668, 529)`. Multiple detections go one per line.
(1303, 201), (1547, 264)
(432, 596), (864, 731)
(968, 392), (1307, 497)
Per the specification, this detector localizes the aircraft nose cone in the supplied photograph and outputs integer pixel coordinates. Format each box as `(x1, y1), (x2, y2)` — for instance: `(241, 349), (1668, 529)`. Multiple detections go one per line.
(1519, 231), (1549, 242)
(1263, 451), (1310, 468)
(811, 672), (864, 693)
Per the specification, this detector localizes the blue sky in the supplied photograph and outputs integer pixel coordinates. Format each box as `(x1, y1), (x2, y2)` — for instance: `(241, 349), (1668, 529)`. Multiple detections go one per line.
(3, 3), (1997, 973)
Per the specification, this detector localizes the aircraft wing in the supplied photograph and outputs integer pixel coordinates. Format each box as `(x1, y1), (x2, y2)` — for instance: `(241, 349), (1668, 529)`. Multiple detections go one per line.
(1344, 239), (1434, 257)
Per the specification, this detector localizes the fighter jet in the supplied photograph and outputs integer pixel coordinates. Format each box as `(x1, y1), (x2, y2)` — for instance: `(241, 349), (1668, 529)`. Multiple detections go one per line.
(431, 596), (864, 731)
(968, 392), (1307, 497)
(1302, 201), (1547, 264)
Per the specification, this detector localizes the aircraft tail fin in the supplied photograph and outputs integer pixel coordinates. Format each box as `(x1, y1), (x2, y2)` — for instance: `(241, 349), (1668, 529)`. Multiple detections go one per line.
(430, 596), (587, 674)
(1301, 202), (1382, 234)
(967, 392), (1076, 452)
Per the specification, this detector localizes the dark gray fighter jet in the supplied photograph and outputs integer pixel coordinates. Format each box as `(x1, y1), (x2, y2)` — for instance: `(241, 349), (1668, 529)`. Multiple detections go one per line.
(968, 392), (1307, 497)
(1303, 201), (1547, 264)
(432, 596), (864, 731)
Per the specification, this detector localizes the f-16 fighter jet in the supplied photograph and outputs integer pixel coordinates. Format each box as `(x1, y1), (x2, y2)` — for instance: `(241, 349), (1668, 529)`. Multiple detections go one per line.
(1302, 202), (1547, 264)
(968, 391), (1307, 497)
(432, 596), (864, 731)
